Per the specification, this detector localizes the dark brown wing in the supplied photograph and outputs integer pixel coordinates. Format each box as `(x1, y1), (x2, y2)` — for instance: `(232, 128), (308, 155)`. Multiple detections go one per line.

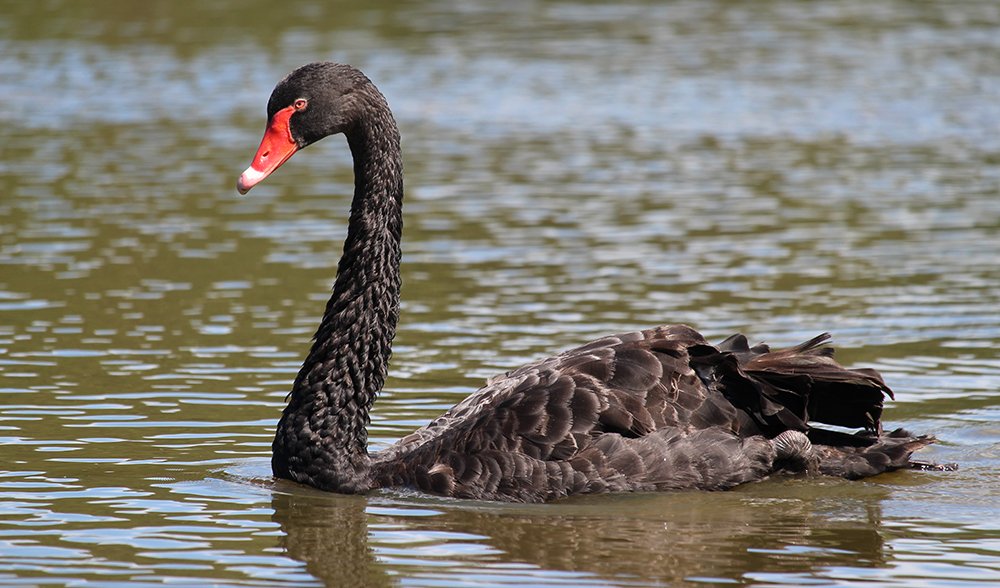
(373, 325), (757, 499)
(378, 325), (728, 452)
(372, 324), (910, 502)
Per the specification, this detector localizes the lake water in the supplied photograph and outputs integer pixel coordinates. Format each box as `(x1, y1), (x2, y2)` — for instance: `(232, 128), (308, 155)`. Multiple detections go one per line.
(1, 0), (998, 586)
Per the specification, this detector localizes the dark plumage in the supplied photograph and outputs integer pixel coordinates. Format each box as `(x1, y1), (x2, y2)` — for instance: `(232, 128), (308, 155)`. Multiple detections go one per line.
(237, 62), (952, 503)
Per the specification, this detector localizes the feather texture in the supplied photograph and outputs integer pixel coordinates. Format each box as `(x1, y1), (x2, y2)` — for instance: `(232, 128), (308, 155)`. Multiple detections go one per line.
(370, 325), (938, 502)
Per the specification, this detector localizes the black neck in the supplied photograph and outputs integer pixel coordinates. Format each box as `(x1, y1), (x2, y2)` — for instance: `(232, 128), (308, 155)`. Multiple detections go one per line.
(272, 94), (403, 492)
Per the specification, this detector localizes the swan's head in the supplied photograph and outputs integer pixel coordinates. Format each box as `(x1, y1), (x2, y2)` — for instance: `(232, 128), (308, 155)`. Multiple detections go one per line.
(238, 62), (374, 194)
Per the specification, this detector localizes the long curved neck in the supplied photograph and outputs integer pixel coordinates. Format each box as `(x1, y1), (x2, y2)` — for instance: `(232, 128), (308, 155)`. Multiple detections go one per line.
(272, 94), (403, 493)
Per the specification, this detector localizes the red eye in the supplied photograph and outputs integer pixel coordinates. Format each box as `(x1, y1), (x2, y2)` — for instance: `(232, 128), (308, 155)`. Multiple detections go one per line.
(293, 98), (308, 111)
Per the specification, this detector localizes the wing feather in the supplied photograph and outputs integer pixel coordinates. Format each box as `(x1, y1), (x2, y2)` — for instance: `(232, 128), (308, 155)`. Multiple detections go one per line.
(371, 324), (908, 501)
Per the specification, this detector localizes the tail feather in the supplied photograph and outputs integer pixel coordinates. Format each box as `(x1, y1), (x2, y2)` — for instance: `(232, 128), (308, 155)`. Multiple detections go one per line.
(813, 429), (936, 479)
(692, 333), (890, 436)
(695, 333), (953, 479)
(741, 334), (892, 432)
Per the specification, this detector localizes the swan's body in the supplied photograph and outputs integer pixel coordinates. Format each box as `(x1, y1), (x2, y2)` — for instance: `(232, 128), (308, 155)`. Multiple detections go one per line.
(238, 62), (948, 503)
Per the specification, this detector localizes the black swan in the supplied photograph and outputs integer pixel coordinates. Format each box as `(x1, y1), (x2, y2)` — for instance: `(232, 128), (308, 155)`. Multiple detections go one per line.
(236, 62), (949, 502)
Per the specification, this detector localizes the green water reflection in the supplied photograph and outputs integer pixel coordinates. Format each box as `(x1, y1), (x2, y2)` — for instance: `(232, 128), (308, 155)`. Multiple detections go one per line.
(1, 0), (998, 585)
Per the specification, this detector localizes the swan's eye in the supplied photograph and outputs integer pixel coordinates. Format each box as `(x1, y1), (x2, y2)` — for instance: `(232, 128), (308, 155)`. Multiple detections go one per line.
(293, 98), (308, 111)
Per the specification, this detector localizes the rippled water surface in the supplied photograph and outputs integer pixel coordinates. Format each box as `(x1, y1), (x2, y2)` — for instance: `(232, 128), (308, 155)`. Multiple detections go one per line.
(2, 1), (999, 586)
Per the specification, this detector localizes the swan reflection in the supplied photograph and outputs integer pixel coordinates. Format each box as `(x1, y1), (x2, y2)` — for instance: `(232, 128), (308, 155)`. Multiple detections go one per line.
(272, 477), (893, 586)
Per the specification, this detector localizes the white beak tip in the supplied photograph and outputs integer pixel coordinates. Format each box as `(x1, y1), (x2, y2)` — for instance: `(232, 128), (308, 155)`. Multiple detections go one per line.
(237, 166), (268, 195)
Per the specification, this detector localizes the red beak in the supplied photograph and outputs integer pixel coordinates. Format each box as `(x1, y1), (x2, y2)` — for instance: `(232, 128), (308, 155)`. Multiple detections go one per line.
(237, 105), (299, 194)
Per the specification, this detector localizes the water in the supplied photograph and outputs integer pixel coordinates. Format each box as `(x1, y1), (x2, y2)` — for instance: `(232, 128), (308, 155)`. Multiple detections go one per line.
(1, 0), (998, 585)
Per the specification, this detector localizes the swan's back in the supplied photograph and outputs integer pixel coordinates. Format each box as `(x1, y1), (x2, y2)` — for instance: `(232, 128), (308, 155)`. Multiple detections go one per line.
(372, 324), (927, 502)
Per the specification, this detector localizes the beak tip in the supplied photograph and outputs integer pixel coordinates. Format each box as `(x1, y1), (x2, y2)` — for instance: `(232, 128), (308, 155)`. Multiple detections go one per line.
(237, 166), (267, 195)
